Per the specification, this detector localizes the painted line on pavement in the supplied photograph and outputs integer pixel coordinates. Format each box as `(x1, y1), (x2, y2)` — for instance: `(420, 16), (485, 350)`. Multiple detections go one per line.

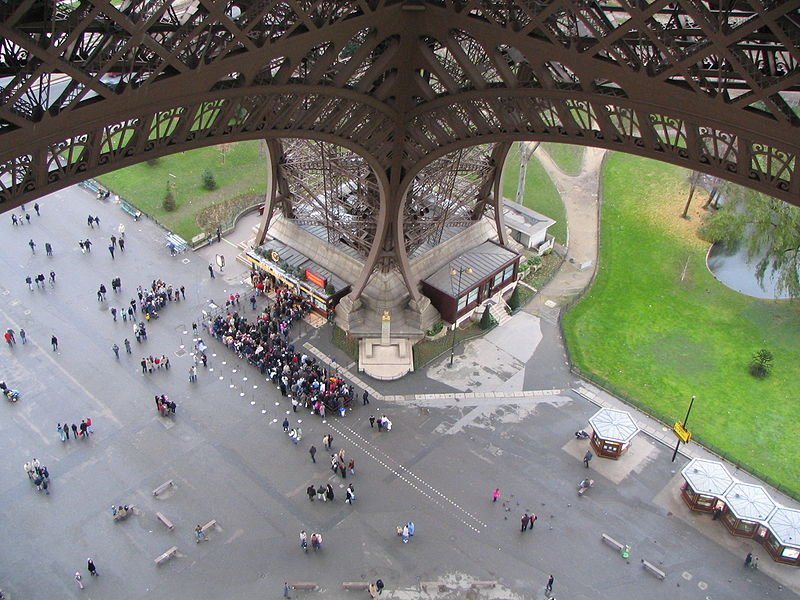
(327, 420), (487, 533)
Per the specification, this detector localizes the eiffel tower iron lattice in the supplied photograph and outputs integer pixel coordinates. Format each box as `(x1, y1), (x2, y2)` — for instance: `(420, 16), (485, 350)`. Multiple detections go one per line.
(1, 0), (799, 311)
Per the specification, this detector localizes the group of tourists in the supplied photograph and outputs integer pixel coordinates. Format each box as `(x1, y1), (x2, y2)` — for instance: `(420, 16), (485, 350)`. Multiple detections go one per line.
(23, 458), (51, 495)
(57, 419), (93, 442)
(209, 285), (356, 417)
(140, 354), (171, 373)
(10, 203), (40, 226)
(25, 272), (56, 290)
(155, 394), (177, 417)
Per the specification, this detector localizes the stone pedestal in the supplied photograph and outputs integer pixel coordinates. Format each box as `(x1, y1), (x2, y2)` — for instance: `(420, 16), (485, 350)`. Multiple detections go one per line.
(381, 311), (391, 345)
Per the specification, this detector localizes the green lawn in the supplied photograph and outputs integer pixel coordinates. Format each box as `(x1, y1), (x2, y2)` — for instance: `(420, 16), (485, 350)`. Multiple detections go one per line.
(502, 143), (568, 245)
(541, 143), (584, 176)
(97, 141), (267, 241)
(563, 153), (800, 498)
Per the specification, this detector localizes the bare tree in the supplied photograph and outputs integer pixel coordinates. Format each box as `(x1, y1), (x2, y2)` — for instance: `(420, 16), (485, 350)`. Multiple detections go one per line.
(515, 141), (540, 205)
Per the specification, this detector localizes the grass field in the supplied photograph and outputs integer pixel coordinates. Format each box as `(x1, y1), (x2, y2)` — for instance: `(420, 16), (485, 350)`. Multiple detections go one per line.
(97, 141), (267, 241)
(562, 153), (800, 498)
(541, 143), (584, 176)
(502, 143), (568, 245)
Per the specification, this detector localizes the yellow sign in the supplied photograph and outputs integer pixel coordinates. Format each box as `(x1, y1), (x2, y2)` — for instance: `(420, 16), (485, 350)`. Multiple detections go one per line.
(674, 422), (692, 443)
(270, 249), (280, 262)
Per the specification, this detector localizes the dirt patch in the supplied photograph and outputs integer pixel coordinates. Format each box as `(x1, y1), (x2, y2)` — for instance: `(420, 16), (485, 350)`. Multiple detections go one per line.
(642, 180), (711, 251)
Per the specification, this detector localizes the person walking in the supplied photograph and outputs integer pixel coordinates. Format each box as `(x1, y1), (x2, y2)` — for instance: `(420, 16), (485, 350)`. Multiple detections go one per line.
(529, 512), (537, 530)
(744, 552), (753, 568)
(325, 483), (334, 502)
(34, 202), (40, 216)
(87, 559), (98, 577)
(362, 390), (370, 405)
(208, 264), (215, 279)
(108, 244), (115, 259)
(346, 483), (355, 504)
(19, 329), (26, 344)
(282, 417), (289, 432)
(584, 450), (593, 468)
(50, 334), (58, 351)
(45, 242), (52, 256)
(284, 582), (291, 598)
(545, 574), (554, 594)
(521, 513), (530, 532)
(71, 423), (79, 438)
(112, 343), (120, 359)
(28, 239), (36, 253)
(74, 572), (84, 590)
(492, 488), (501, 503)
(118, 237), (125, 252)
(124, 338), (131, 354)
(110, 307), (117, 321)
(309, 445), (317, 463)
(195, 525), (207, 543)
(369, 415), (376, 428)
(58, 423), (66, 442)
(306, 485), (316, 502)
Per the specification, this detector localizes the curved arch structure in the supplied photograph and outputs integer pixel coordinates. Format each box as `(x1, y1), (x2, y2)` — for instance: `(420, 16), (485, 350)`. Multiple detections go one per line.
(1, 0), (799, 349)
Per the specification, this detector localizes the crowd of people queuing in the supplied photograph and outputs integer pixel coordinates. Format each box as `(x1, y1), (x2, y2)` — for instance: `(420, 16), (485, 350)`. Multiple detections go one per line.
(209, 281), (354, 415)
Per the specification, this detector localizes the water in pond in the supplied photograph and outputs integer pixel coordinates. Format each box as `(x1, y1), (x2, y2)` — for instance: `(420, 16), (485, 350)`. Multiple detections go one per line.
(706, 243), (792, 300)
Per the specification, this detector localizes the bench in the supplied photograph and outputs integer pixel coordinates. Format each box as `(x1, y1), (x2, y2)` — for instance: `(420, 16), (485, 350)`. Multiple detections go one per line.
(601, 533), (624, 552)
(289, 582), (319, 591)
(156, 511), (174, 530)
(79, 179), (101, 195)
(119, 200), (142, 221)
(152, 479), (174, 496)
(154, 546), (178, 565)
(470, 581), (497, 589)
(342, 582), (369, 590)
(165, 233), (188, 255)
(200, 519), (217, 534)
(641, 559), (666, 580)
(420, 582), (451, 593)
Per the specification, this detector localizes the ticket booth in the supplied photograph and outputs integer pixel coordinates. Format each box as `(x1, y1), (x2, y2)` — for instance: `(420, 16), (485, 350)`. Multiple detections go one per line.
(680, 458), (734, 512)
(763, 507), (800, 566)
(588, 407), (640, 459)
(721, 482), (777, 538)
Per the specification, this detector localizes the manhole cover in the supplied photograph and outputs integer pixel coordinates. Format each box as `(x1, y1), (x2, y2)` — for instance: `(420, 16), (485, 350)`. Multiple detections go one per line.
(175, 349), (187, 357)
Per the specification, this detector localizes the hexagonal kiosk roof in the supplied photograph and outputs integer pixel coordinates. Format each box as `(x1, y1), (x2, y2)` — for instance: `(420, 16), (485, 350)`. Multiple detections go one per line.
(767, 507), (800, 549)
(588, 408), (639, 444)
(723, 482), (777, 523)
(681, 459), (735, 497)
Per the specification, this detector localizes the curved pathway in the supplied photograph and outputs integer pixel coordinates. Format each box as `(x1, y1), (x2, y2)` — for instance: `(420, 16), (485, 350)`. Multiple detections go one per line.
(522, 144), (606, 323)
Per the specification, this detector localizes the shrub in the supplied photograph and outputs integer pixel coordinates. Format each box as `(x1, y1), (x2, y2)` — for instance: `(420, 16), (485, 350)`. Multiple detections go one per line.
(324, 283), (336, 296)
(749, 349), (774, 378)
(479, 306), (497, 330)
(162, 186), (176, 212)
(202, 169), (217, 190)
(426, 321), (444, 337)
(507, 285), (521, 311)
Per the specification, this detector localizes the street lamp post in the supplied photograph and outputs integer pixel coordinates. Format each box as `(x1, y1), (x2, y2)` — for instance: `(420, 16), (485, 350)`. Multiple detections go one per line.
(449, 265), (472, 367)
(671, 395), (696, 462)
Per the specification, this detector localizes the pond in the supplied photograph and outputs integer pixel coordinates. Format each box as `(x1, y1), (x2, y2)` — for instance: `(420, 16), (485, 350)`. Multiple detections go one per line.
(706, 243), (792, 300)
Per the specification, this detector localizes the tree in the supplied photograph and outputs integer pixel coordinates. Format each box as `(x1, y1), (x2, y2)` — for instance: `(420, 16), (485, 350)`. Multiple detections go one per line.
(750, 349), (774, 378)
(479, 306), (496, 330)
(682, 170), (704, 218)
(162, 184), (176, 212)
(515, 142), (540, 205)
(700, 183), (800, 298)
(202, 169), (217, 190)
(507, 285), (521, 312)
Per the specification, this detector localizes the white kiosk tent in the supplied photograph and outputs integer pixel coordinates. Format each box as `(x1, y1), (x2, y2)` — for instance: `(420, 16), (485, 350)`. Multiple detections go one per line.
(588, 407), (640, 459)
(680, 458), (735, 512)
(764, 507), (800, 565)
(721, 482), (777, 538)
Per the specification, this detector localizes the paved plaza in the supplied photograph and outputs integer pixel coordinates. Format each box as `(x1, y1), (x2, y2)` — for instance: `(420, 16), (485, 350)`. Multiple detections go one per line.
(1, 185), (798, 600)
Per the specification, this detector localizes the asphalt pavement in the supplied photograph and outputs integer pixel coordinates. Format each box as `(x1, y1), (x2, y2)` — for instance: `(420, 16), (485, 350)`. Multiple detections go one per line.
(0, 185), (796, 599)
